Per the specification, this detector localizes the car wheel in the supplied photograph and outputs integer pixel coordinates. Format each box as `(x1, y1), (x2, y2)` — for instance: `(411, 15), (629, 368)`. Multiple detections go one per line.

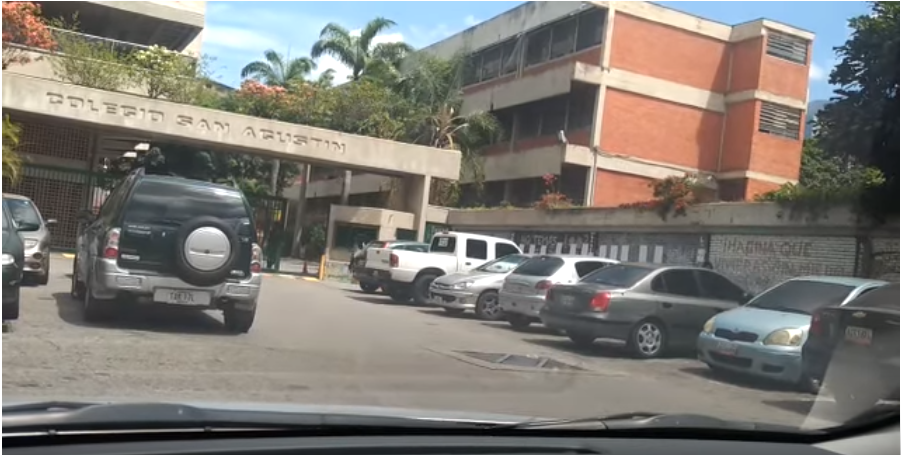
(412, 273), (439, 306)
(474, 291), (503, 321)
(70, 257), (86, 302)
(359, 282), (380, 294)
(567, 331), (596, 347)
(506, 313), (532, 331)
(386, 286), (411, 303)
(628, 319), (667, 359)
(38, 259), (50, 285)
(83, 281), (112, 323)
(224, 305), (256, 334)
(2, 288), (20, 321)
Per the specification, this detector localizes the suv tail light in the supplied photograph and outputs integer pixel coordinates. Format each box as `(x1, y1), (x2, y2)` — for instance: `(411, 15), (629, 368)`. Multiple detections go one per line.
(389, 253), (399, 268)
(103, 228), (121, 260)
(535, 280), (553, 293)
(250, 243), (262, 274)
(590, 292), (611, 312)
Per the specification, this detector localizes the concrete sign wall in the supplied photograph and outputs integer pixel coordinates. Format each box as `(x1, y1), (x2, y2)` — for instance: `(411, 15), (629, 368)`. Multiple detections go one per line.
(3, 73), (462, 180)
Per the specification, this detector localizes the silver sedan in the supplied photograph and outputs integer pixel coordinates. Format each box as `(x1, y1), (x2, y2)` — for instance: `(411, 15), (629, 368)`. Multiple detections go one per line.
(428, 254), (531, 321)
(3, 193), (56, 286)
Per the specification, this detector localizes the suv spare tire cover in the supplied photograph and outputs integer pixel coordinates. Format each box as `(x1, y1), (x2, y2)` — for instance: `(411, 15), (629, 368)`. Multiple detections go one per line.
(173, 216), (241, 287)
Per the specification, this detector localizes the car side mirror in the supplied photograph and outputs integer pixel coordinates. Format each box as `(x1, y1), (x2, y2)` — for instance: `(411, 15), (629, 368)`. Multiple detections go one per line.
(45, 218), (58, 227)
(76, 210), (95, 223)
(741, 292), (754, 304)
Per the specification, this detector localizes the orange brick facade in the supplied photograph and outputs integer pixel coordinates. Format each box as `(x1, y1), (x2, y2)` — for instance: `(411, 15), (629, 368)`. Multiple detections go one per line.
(449, 3), (812, 210)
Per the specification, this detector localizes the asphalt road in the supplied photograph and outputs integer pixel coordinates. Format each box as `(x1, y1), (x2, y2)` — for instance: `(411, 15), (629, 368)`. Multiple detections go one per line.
(3, 256), (842, 428)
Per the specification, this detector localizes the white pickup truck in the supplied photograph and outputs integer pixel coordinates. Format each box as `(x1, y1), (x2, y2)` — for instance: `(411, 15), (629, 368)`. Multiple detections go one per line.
(365, 231), (523, 305)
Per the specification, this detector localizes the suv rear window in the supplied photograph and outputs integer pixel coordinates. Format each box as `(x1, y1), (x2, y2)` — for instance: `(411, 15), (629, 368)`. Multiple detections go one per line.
(123, 180), (249, 224)
(513, 256), (565, 277)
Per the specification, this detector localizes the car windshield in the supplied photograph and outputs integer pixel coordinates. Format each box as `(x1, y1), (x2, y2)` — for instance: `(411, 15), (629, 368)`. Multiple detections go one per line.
(474, 254), (529, 274)
(2, 0), (897, 441)
(746, 280), (856, 314)
(4, 198), (41, 231)
(580, 264), (654, 287)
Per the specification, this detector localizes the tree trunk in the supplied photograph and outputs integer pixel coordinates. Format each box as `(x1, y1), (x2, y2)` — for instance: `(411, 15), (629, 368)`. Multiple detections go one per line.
(270, 160), (281, 195)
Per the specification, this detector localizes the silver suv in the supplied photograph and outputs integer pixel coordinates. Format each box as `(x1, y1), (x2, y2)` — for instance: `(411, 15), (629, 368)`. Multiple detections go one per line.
(71, 169), (263, 333)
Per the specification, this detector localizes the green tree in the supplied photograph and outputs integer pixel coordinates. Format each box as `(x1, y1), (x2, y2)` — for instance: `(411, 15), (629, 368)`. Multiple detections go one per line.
(49, 20), (136, 91)
(240, 49), (316, 87)
(815, 1), (898, 220)
(2, 116), (24, 185)
(310, 17), (413, 82)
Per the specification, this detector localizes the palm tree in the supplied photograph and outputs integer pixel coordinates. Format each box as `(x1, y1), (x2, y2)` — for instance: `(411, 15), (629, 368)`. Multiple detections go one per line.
(240, 49), (316, 87)
(314, 68), (336, 88)
(310, 17), (413, 82)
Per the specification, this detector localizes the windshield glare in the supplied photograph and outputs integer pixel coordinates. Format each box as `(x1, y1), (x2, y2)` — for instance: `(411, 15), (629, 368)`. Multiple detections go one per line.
(474, 254), (529, 273)
(746, 281), (855, 314)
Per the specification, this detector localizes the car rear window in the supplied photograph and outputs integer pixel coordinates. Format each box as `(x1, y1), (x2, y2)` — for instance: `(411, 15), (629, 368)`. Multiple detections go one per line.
(4, 198), (41, 230)
(580, 264), (654, 288)
(430, 236), (456, 254)
(123, 180), (249, 224)
(746, 280), (854, 315)
(513, 256), (565, 277)
(847, 284), (899, 311)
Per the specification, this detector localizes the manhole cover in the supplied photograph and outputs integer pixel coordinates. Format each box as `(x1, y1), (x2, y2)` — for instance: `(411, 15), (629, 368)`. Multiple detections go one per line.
(455, 351), (586, 372)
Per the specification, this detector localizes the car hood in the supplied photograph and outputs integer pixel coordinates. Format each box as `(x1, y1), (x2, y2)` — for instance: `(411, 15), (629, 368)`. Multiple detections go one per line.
(714, 306), (812, 335)
(1, 398), (532, 425)
(434, 271), (505, 286)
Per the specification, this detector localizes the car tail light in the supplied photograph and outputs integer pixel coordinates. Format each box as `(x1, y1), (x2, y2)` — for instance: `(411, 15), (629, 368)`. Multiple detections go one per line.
(809, 312), (823, 336)
(102, 228), (121, 260)
(389, 253), (399, 268)
(535, 280), (553, 294)
(590, 292), (611, 312)
(250, 243), (262, 274)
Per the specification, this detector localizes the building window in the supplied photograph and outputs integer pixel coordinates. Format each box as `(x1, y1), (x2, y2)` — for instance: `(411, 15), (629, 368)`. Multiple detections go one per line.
(480, 45), (502, 81)
(550, 17), (577, 59)
(765, 30), (808, 65)
(463, 54), (481, 86)
(517, 105), (543, 140)
(758, 102), (802, 139)
(525, 28), (551, 67)
(540, 96), (568, 137)
(500, 39), (520, 75)
(493, 109), (515, 143)
(576, 8), (606, 51)
(567, 85), (596, 130)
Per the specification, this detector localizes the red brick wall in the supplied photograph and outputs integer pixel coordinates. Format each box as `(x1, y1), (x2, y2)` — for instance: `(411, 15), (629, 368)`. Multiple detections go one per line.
(594, 170), (655, 207)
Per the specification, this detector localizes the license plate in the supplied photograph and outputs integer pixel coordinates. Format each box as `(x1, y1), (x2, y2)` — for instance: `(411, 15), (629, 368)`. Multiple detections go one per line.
(844, 326), (873, 346)
(559, 295), (575, 307)
(153, 289), (211, 306)
(715, 340), (738, 356)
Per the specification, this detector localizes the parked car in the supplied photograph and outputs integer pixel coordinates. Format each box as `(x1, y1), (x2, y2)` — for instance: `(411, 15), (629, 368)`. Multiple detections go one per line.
(71, 169), (264, 333)
(430, 253), (532, 320)
(541, 263), (750, 359)
(802, 283), (898, 417)
(351, 240), (429, 293)
(2, 200), (25, 322)
(366, 232), (522, 305)
(500, 255), (619, 330)
(697, 276), (888, 389)
(2, 193), (56, 285)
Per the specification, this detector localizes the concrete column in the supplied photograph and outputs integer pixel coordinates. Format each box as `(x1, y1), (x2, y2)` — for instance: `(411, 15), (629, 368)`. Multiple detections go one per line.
(340, 170), (352, 205)
(324, 204), (337, 262)
(502, 181), (513, 203)
(292, 164), (311, 258)
(584, 166), (596, 207)
(403, 174), (432, 242)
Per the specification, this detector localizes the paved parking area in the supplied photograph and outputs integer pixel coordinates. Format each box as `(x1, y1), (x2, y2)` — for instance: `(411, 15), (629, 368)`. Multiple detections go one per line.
(3, 256), (839, 427)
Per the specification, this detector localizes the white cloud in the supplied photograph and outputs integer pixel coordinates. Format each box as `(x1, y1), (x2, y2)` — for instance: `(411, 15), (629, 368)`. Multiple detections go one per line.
(464, 15), (480, 27)
(809, 62), (826, 82)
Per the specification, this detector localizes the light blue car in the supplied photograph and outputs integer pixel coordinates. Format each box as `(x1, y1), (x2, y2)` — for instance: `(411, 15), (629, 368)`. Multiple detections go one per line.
(697, 276), (888, 388)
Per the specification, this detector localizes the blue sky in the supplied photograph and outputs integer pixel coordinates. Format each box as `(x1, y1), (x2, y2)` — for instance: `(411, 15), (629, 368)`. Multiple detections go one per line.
(203, 1), (869, 101)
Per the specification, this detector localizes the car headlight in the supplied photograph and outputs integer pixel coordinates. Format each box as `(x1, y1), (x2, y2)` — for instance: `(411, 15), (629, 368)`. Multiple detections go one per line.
(452, 281), (474, 290)
(763, 328), (805, 346)
(23, 239), (38, 249)
(1, 254), (14, 266)
(703, 317), (716, 334)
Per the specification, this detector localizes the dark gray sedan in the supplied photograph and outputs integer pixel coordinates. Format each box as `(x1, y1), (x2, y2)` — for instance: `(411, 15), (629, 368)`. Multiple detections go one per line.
(540, 263), (752, 359)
